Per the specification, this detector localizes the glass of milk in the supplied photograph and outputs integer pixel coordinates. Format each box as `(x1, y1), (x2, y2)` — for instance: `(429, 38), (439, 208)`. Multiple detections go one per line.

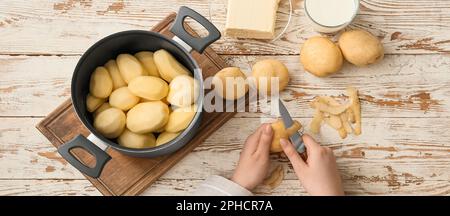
(304, 0), (360, 33)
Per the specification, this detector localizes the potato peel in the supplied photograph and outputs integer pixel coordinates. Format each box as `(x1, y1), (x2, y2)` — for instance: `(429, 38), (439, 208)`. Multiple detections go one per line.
(309, 87), (361, 139)
(310, 110), (323, 134)
(346, 87), (361, 135)
(311, 97), (350, 115)
(262, 165), (284, 190)
(324, 115), (342, 130)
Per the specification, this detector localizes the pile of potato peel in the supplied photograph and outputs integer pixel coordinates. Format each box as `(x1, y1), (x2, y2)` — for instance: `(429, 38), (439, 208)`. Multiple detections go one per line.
(310, 87), (361, 139)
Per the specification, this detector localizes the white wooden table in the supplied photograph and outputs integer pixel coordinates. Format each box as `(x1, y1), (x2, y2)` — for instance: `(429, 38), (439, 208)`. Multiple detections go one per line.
(0, 0), (449, 195)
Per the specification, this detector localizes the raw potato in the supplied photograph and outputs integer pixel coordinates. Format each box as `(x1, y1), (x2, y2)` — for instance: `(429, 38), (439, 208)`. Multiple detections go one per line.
(104, 60), (126, 90)
(93, 102), (111, 118)
(251, 59), (289, 95)
(300, 36), (343, 77)
(135, 51), (160, 77)
(167, 75), (199, 107)
(339, 29), (384, 66)
(89, 66), (113, 98)
(118, 129), (156, 149)
(212, 67), (248, 100)
(109, 87), (140, 111)
(154, 49), (190, 82)
(270, 119), (302, 153)
(156, 132), (181, 146)
(127, 101), (169, 133)
(116, 54), (147, 83)
(94, 108), (126, 139)
(128, 76), (169, 101)
(139, 97), (169, 105)
(164, 105), (197, 133)
(86, 94), (105, 112)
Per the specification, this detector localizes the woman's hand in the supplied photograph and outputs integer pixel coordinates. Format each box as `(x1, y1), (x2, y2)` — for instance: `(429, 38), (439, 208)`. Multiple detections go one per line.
(231, 124), (273, 191)
(280, 135), (344, 195)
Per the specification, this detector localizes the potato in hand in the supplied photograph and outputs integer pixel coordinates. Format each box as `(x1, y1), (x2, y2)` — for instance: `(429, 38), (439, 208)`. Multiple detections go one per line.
(270, 119), (302, 153)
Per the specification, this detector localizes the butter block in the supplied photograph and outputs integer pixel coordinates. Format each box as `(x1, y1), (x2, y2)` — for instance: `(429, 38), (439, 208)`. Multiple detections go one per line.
(225, 0), (280, 39)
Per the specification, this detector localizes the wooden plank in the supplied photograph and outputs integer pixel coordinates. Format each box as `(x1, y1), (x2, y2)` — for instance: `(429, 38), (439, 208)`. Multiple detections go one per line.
(0, 178), (447, 196)
(0, 0), (449, 55)
(1, 55), (449, 117)
(3, 117), (449, 186)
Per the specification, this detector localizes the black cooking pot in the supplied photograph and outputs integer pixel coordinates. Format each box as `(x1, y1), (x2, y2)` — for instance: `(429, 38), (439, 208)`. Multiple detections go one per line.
(58, 7), (221, 178)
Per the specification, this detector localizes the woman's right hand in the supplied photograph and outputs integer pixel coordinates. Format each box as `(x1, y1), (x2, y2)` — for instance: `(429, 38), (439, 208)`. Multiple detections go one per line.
(280, 134), (344, 196)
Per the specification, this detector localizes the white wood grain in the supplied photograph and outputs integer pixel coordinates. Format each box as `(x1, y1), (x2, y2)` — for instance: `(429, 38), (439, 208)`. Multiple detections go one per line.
(1, 0), (449, 196)
(0, 178), (447, 196)
(1, 117), (448, 195)
(1, 55), (449, 117)
(0, 0), (449, 55)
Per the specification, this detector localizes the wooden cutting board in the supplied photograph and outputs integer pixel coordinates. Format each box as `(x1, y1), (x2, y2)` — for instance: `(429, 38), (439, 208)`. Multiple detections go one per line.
(36, 13), (236, 196)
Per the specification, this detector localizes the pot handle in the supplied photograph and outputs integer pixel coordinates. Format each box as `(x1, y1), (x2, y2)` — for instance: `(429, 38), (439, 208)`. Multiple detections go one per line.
(170, 6), (221, 53)
(58, 135), (111, 178)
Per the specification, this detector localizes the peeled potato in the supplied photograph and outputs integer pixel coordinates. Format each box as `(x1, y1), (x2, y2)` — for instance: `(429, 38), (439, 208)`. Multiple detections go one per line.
(116, 54), (147, 83)
(127, 101), (169, 133)
(94, 107), (126, 139)
(212, 67), (248, 100)
(93, 102), (111, 118)
(118, 129), (156, 149)
(300, 36), (343, 77)
(251, 59), (289, 95)
(86, 94), (105, 112)
(104, 60), (126, 90)
(135, 51), (159, 77)
(154, 49), (190, 82)
(156, 132), (180, 146)
(109, 87), (140, 111)
(164, 105), (197, 133)
(167, 75), (199, 107)
(128, 76), (169, 101)
(89, 66), (113, 98)
(270, 120), (302, 153)
(339, 29), (384, 66)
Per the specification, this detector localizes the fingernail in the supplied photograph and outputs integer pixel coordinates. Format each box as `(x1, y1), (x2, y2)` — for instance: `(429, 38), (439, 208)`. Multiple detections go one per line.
(265, 124), (272, 134)
(280, 139), (288, 147)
